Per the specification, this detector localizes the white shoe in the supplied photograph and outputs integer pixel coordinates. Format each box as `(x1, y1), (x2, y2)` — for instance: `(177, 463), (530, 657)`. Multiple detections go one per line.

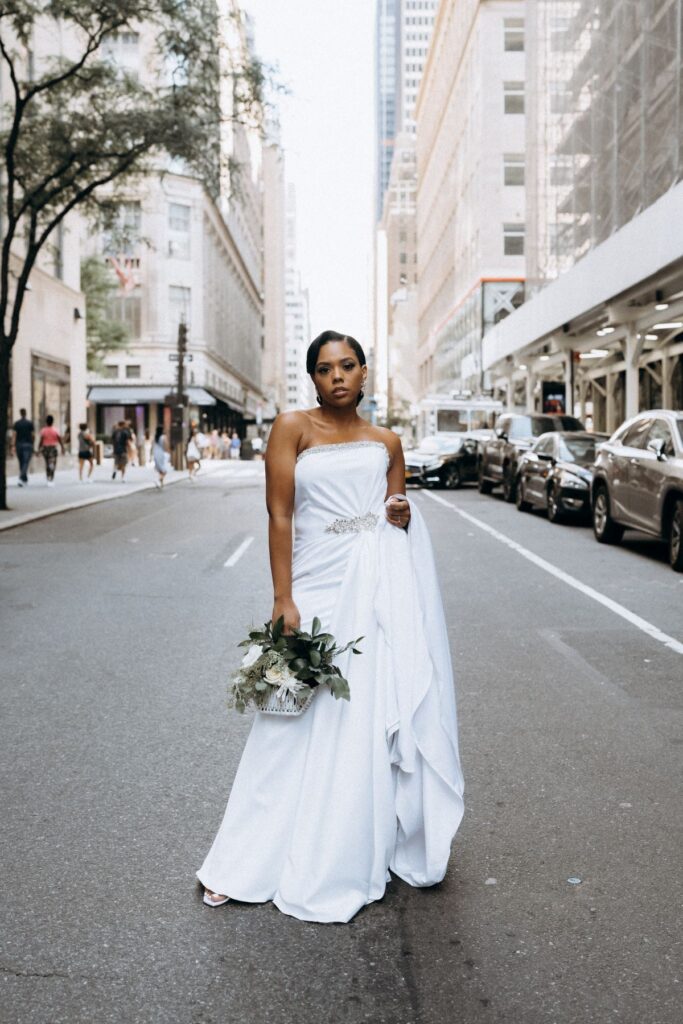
(47, 481), (55, 487)
(203, 890), (230, 908)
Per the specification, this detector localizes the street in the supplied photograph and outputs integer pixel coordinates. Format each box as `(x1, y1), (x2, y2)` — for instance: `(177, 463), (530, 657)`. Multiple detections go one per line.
(1, 468), (681, 1024)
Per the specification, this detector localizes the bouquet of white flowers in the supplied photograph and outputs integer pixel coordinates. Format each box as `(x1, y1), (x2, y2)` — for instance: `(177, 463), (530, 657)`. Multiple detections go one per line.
(228, 616), (363, 716)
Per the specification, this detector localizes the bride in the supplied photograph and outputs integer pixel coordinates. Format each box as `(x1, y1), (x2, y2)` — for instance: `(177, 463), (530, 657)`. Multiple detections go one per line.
(197, 330), (464, 923)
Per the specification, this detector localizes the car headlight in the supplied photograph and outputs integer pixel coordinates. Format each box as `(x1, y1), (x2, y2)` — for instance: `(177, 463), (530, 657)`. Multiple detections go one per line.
(559, 471), (588, 489)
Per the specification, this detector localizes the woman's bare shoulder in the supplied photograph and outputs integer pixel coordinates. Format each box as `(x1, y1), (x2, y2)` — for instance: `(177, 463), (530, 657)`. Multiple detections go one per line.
(367, 425), (402, 455)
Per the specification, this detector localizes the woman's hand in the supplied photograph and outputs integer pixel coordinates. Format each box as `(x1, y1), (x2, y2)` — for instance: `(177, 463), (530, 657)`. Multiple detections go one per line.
(385, 495), (411, 530)
(272, 596), (301, 634)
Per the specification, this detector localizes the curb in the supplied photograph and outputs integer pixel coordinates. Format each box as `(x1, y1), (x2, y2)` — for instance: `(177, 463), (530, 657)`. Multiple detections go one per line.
(0, 468), (196, 533)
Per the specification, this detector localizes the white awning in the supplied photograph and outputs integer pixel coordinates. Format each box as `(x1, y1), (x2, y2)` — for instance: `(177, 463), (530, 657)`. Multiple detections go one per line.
(87, 386), (216, 406)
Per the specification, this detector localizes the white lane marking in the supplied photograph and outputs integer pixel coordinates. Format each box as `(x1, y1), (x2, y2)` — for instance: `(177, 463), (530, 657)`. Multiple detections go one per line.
(423, 491), (683, 656)
(224, 535), (254, 568)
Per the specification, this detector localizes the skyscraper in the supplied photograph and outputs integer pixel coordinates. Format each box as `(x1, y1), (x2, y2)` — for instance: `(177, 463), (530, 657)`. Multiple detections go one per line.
(375, 0), (401, 222)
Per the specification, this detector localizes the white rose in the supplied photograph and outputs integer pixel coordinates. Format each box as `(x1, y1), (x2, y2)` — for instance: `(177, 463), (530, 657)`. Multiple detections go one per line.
(241, 643), (262, 668)
(263, 664), (286, 683)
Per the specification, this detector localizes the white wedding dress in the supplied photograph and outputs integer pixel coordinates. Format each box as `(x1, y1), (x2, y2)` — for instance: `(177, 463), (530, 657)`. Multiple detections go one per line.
(197, 440), (464, 923)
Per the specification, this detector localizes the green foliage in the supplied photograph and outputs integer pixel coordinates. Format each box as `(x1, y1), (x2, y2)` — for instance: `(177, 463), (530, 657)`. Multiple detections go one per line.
(80, 256), (129, 371)
(230, 616), (364, 713)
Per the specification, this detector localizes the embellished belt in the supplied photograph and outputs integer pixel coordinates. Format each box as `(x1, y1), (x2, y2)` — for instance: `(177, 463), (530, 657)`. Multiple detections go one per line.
(324, 511), (380, 535)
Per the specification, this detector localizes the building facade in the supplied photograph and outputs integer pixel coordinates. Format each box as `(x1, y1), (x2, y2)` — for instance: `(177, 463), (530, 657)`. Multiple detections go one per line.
(483, 0), (683, 430)
(86, 8), (270, 444)
(374, 0), (438, 424)
(262, 140), (287, 416)
(284, 186), (313, 411)
(2, 22), (87, 455)
(416, 0), (527, 408)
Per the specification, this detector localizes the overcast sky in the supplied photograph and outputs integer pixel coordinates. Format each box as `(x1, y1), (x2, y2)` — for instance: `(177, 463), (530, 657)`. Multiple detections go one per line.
(244, 0), (375, 346)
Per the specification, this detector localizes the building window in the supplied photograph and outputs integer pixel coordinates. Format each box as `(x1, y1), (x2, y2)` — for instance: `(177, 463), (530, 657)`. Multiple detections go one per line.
(504, 224), (525, 256)
(504, 18), (525, 51)
(504, 154), (525, 186)
(126, 364), (141, 379)
(168, 202), (191, 259)
(108, 290), (142, 339)
(504, 81), (525, 114)
(399, 252), (407, 264)
(101, 364), (119, 380)
(31, 355), (70, 435)
(102, 201), (141, 258)
(169, 285), (191, 333)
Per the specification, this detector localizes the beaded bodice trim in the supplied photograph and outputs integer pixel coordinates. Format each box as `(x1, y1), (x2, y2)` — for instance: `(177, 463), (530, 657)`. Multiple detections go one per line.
(324, 511), (380, 535)
(296, 440), (390, 465)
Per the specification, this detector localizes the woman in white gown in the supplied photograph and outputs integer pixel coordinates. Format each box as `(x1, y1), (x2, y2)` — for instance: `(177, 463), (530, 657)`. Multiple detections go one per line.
(197, 331), (464, 923)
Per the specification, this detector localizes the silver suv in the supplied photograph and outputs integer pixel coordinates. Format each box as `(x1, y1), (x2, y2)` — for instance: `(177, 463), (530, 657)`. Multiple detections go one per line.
(591, 410), (683, 571)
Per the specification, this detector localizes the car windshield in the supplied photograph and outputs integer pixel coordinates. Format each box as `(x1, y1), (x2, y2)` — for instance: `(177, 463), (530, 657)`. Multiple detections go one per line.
(676, 419), (683, 446)
(508, 415), (583, 438)
(557, 437), (596, 464)
(418, 436), (462, 454)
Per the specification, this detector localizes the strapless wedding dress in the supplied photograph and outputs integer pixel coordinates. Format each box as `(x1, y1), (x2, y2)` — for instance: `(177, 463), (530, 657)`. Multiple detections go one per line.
(197, 440), (464, 923)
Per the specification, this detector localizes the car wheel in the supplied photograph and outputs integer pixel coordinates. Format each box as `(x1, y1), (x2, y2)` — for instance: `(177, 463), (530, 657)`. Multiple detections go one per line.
(478, 464), (493, 494)
(547, 485), (564, 524)
(669, 499), (683, 572)
(502, 465), (517, 503)
(516, 478), (532, 512)
(442, 463), (462, 490)
(592, 485), (624, 544)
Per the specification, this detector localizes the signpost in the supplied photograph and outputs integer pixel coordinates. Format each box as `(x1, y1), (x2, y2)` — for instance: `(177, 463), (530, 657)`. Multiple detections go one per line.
(167, 318), (189, 470)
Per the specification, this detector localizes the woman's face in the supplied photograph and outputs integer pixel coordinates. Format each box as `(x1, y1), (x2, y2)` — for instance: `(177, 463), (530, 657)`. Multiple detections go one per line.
(312, 341), (367, 407)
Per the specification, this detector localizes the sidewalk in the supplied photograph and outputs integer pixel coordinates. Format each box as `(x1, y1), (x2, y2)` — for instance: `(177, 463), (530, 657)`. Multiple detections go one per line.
(0, 458), (225, 532)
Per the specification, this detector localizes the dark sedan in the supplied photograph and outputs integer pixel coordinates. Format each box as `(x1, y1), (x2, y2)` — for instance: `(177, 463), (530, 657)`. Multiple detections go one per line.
(516, 431), (609, 522)
(404, 432), (492, 489)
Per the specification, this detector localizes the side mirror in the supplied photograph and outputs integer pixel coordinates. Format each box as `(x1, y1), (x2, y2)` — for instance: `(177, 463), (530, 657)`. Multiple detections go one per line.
(647, 438), (667, 461)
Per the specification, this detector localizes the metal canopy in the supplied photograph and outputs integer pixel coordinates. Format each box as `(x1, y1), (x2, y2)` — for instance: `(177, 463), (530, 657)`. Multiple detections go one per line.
(87, 386), (216, 406)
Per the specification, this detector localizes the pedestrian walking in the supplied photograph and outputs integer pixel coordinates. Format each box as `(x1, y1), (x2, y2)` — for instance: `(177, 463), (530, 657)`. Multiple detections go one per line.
(195, 428), (211, 461)
(77, 422), (95, 482)
(210, 428), (220, 459)
(220, 430), (230, 459)
(229, 430), (241, 460)
(126, 421), (139, 467)
(186, 428), (201, 480)
(37, 415), (65, 486)
(111, 421), (131, 481)
(143, 429), (152, 468)
(153, 425), (170, 488)
(197, 330), (464, 920)
(11, 407), (35, 486)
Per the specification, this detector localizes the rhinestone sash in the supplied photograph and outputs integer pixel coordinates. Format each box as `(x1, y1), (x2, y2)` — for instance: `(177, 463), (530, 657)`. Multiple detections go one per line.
(324, 511), (380, 535)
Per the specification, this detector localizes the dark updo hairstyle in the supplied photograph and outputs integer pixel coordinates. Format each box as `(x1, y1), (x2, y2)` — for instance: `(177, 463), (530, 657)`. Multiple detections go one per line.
(306, 330), (367, 407)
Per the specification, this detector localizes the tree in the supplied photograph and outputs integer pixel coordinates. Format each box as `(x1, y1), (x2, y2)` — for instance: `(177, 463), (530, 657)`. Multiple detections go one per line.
(0, 0), (264, 509)
(80, 256), (129, 371)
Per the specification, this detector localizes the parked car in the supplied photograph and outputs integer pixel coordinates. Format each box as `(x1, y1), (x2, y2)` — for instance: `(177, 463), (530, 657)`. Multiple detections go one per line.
(591, 409), (683, 571)
(516, 431), (609, 522)
(404, 431), (493, 489)
(478, 413), (585, 502)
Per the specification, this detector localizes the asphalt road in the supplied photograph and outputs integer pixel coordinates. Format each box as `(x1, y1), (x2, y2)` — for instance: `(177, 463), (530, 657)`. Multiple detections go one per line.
(1, 465), (681, 1024)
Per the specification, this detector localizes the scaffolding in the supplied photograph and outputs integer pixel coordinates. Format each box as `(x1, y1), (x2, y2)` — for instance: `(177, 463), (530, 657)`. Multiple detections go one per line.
(526, 0), (683, 291)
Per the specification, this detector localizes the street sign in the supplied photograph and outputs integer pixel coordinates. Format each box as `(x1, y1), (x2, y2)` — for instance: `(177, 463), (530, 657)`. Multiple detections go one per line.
(168, 353), (193, 362)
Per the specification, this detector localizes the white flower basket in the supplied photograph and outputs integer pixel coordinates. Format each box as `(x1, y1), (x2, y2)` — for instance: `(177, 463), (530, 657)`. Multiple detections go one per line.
(254, 685), (316, 716)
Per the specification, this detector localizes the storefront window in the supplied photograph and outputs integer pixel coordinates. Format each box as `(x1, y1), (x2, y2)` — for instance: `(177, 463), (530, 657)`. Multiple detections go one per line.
(32, 354), (70, 440)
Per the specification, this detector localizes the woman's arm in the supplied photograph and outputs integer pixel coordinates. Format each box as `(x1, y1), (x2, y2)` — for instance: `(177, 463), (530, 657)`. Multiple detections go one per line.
(264, 413), (302, 632)
(383, 432), (411, 530)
